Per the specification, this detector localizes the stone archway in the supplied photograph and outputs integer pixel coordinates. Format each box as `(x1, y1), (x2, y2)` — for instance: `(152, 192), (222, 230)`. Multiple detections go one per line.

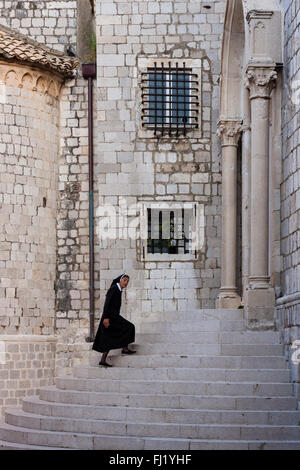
(216, 0), (245, 309)
(219, 0), (245, 122)
(217, 0), (283, 326)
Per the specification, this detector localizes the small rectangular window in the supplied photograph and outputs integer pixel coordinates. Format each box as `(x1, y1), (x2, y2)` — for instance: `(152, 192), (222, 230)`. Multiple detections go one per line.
(139, 202), (204, 261)
(141, 62), (199, 137)
(147, 207), (193, 255)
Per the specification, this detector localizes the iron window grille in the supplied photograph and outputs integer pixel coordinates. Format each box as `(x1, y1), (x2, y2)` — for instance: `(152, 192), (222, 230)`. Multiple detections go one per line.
(147, 207), (193, 255)
(141, 62), (199, 137)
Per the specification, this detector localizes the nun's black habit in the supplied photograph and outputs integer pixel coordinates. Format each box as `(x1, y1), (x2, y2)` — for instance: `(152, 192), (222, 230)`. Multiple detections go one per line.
(92, 274), (135, 353)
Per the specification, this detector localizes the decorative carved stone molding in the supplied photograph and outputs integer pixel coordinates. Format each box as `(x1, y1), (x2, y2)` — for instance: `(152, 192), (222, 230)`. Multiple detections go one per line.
(216, 120), (242, 147)
(246, 10), (281, 63)
(246, 66), (278, 100)
(248, 275), (272, 290)
(246, 10), (274, 23)
(242, 122), (251, 133)
(0, 62), (63, 99)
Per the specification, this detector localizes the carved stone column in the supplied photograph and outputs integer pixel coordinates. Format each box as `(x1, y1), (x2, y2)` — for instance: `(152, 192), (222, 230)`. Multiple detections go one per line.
(241, 85), (251, 299)
(216, 120), (242, 309)
(245, 65), (277, 325)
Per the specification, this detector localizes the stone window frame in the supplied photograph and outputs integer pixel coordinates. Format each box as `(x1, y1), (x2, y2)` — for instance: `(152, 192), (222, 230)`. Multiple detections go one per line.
(137, 57), (202, 140)
(138, 201), (205, 262)
(141, 64), (198, 135)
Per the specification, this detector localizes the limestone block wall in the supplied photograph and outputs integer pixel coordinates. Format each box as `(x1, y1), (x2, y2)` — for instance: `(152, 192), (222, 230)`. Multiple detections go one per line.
(276, 0), (300, 401)
(0, 0), (77, 51)
(0, 335), (56, 415)
(94, 0), (226, 326)
(55, 77), (91, 340)
(0, 1), (93, 372)
(54, 67), (98, 373)
(0, 0), (92, 337)
(0, 62), (62, 335)
(0, 0), (226, 346)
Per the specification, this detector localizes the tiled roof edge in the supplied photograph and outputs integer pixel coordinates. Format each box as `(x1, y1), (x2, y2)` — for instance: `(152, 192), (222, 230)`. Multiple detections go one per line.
(0, 23), (80, 78)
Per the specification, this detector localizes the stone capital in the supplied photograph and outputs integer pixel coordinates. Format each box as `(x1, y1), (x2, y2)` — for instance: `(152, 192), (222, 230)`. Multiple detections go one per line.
(216, 120), (242, 147)
(246, 66), (278, 100)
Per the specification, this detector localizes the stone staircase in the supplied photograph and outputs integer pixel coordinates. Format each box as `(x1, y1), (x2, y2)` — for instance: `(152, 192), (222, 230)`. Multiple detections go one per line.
(0, 309), (300, 450)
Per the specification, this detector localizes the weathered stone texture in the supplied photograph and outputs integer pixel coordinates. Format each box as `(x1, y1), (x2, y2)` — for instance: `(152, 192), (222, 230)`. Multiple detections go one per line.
(280, 0), (300, 299)
(94, 0), (224, 324)
(0, 64), (61, 335)
(55, 77), (91, 339)
(0, 0), (91, 340)
(1, 2), (297, 390)
(0, 336), (56, 414)
(276, 0), (300, 397)
(0, 0), (77, 51)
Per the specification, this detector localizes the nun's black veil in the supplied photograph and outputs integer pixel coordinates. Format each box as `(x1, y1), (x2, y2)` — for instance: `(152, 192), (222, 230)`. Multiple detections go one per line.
(110, 273), (129, 288)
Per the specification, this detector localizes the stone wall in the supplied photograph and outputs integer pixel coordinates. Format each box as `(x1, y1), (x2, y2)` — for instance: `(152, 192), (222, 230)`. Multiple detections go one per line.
(276, 0), (300, 401)
(280, 0), (300, 301)
(0, 0), (92, 369)
(0, 0), (77, 51)
(0, 63), (62, 335)
(0, 0), (226, 344)
(0, 335), (57, 415)
(55, 75), (91, 339)
(0, 1), (91, 339)
(94, 0), (226, 326)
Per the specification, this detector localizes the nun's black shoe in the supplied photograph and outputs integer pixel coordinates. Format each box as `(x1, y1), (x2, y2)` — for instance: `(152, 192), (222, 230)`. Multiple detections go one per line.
(121, 349), (136, 354)
(99, 361), (113, 367)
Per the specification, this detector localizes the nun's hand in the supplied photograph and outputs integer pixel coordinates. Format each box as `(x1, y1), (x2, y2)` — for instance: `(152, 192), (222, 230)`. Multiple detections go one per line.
(103, 318), (110, 328)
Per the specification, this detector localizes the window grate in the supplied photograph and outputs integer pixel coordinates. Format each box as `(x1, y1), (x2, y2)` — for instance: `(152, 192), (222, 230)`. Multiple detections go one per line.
(147, 208), (192, 254)
(141, 62), (199, 137)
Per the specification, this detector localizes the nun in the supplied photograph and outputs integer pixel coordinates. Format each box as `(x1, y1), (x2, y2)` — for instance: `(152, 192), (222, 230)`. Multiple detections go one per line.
(92, 273), (136, 367)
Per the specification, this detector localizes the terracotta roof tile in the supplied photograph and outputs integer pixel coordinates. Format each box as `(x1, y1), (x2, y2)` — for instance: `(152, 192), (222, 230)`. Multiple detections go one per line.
(0, 24), (79, 78)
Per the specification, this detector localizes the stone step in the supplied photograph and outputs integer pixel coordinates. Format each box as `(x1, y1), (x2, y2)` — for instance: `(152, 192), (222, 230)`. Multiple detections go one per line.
(38, 386), (298, 410)
(73, 365), (291, 383)
(130, 343), (284, 355)
(136, 331), (280, 344)
(4, 409), (300, 441)
(133, 343), (220, 355)
(54, 376), (294, 397)
(0, 305), (296, 450)
(220, 344), (284, 356)
(189, 440), (300, 450)
(140, 309), (244, 321)
(220, 331), (280, 344)
(4, 438), (300, 451)
(1, 418), (300, 450)
(21, 396), (300, 426)
(137, 319), (246, 333)
(0, 420), (95, 449)
(89, 353), (287, 369)
(2, 435), (300, 451)
(0, 439), (69, 450)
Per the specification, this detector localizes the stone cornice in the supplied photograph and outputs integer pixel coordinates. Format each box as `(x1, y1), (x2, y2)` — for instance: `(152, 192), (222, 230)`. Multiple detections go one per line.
(246, 66), (278, 100)
(217, 120), (242, 147)
(0, 62), (63, 99)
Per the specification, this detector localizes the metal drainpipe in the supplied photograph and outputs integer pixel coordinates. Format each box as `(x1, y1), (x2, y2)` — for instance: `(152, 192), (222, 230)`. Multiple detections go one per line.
(82, 63), (96, 342)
